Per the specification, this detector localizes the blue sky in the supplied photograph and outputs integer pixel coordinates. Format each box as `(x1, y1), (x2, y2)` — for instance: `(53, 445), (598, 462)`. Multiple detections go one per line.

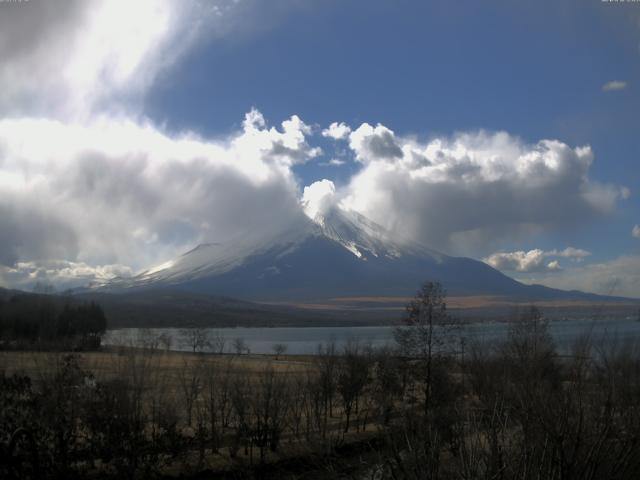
(0, 0), (638, 296)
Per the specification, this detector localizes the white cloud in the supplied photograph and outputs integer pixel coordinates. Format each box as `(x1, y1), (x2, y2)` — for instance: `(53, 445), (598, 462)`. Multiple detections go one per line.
(484, 247), (592, 273)
(319, 158), (346, 167)
(555, 247), (592, 259)
(620, 186), (632, 199)
(322, 122), (351, 140)
(0, 110), (313, 274)
(301, 179), (337, 219)
(340, 128), (623, 255)
(241, 108), (322, 166)
(519, 255), (640, 299)
(485, 250), (551, 273)
(349, 123), (403, 162)
(0, 0), (297, 120)
(0, 260), (133, 291)
(633, 225), (640, 239)
(602, 80), (627, 92)
(0, 0), (223, 119)
(547, 260), (561, 271)
(0, 109), (626, 288)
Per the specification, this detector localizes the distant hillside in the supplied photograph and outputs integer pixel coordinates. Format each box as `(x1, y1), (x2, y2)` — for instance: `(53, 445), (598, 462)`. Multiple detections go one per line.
(2, 285), (637, 331)
(77, 289), (398, 328)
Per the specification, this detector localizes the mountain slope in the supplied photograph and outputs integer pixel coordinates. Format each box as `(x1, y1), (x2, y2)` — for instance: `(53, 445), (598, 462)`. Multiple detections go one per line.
(105, 208), (623, 303)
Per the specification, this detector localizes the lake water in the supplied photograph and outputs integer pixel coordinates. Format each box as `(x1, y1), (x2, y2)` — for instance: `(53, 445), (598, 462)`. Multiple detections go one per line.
(103, 317), (640, 355)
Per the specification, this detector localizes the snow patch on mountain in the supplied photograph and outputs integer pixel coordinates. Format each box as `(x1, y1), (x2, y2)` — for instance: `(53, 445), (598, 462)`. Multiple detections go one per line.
(133, 217), (312, 284)
(105, 202), (445, 291)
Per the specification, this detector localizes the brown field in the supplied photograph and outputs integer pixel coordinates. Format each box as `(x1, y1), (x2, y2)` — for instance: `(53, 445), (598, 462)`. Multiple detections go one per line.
(295, 295), (640, 310)
(0, 348), (314, 385)
(0, 347), (387, 477)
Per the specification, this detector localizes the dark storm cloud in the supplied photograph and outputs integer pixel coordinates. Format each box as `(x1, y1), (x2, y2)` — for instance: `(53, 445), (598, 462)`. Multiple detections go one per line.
(0, 203), (78, 266)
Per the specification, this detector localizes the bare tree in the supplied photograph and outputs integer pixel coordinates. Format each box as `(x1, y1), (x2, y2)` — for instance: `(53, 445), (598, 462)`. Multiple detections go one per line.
(137, 328), (160, 352)
(372, 346), (405, 426)
(272, 343), (287, 359)
(505, 305), (555, 367)
(210, 331), (226, 354)
(232, 337), (247, 355)
(394, 281), (458, 418)
(288, 373), (308, 439)
(177, 358), (203, 427)
(229, 371), (251, 459)
(180, 327), (211, 354)
(337, 340), (370, 433)
(250, 366), (291, 462)
(314, 340), (338, 446)
(158, 332), (172, 351)
(202, 356), (235, 453)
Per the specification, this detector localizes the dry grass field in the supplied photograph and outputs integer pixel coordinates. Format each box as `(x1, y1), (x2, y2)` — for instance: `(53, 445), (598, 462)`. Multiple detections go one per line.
(0, 348), (315, 400)
(321, 295), (639, 309)
(1, 346), (388, 478)
(1, 348), (312, 375)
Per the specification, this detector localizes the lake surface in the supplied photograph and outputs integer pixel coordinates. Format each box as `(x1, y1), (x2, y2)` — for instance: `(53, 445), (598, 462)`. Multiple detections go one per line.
(104, 317), (640, 355)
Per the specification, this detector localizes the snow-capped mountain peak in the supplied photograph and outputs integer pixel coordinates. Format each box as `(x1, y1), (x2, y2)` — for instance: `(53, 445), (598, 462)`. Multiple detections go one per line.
(98, 200), (615, 303)
(112, 206), (438, 289)
(311, 207), (420, 261)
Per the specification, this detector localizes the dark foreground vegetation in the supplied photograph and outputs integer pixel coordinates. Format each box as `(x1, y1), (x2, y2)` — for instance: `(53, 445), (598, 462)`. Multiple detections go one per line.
(2, 282), (640, 479)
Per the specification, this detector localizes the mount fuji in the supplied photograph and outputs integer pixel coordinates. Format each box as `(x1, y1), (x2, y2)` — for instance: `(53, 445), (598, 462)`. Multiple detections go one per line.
(103, 207), (609, 304)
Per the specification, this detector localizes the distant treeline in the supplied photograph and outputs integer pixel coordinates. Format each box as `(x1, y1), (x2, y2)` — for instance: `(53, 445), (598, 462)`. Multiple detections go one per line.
(0, 292), (106, 349)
